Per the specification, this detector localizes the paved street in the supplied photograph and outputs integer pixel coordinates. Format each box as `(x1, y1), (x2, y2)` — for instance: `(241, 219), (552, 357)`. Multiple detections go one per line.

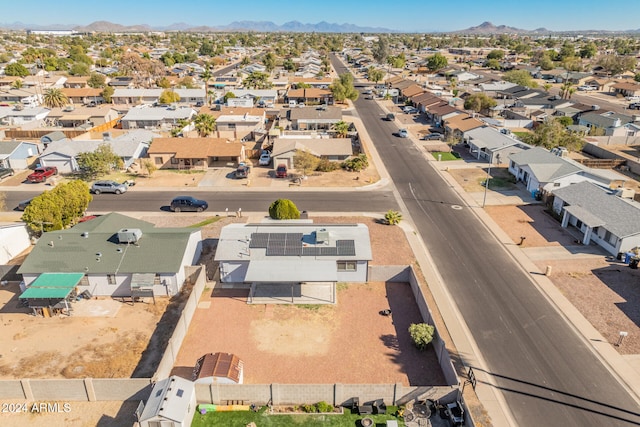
(333, 55), (640, 426)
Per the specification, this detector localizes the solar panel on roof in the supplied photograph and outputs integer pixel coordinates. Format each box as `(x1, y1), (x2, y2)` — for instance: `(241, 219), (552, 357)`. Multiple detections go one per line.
(249, 233), (269, 248)
(336, 240), (356, 256)
(320, 246), (338, 256)
(303, 246), (318, 256)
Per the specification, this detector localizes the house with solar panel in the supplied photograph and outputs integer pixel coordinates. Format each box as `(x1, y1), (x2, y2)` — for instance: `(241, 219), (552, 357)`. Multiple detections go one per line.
(214, 222), (372, 304)
(17, 213), (202, 314)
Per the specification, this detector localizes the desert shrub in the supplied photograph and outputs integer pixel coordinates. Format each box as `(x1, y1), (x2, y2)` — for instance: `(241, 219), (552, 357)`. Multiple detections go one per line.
(316, 158), (340, 172)
(409, 323), (435, 350)
(316, 401), (333, 413)
(301, 403), (316, 413)
(269, 198), (300, 220)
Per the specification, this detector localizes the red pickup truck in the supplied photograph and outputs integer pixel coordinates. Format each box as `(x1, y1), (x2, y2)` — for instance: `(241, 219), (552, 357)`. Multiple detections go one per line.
(27, 166), (58, 183)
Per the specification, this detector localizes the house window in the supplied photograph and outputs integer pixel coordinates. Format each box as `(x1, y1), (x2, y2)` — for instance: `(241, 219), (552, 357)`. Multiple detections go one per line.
(170, 157), (179, 164)
(107, 274), (116, 285)
(576, 220), (583, 229)
(604, 230), (612, 242)
(337, 261), (357, 272)
(155, 157), (163, 165)
(80, 275), (89, 286)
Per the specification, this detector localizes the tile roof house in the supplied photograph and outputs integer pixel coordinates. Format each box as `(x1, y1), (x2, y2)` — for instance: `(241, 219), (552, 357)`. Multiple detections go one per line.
(271, 137), (353, 170)
(214, 222), (372, 304)
(18, 213), (203, 299)
(285, 88), (333, 105)
(148, 137), (245, 169)
(443, 114), (485, 141)
(60, 88), (104, 105)
(46, 105), (120, 128)
(551, 181), (640, 255)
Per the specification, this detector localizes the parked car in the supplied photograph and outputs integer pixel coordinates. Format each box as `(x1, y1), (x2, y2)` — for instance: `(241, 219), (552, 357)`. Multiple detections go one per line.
(423, 133), (443, 140)
(578, 85), (596, 91)
(275, 164), (288, 178)
(27, 166), (57, 183)
(397, 129), (409, 138)
(259, 151), (271, 166)
(235, 164), (251, 179)
(385, 113), (396, 121)
(0, 167), (15, 179)
(170, 196), (208, 213)
(629, 103), (640, 110)
(402, 106), (417, 114)
(91, 180), (128, 194)
(625, 96), (640, 102)
(17, 197), (33, 211)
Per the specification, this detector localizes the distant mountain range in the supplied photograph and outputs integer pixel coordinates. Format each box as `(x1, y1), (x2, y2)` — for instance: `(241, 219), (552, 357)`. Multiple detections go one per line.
(0, 20), (396, 33)
(1, 20), (638, 34)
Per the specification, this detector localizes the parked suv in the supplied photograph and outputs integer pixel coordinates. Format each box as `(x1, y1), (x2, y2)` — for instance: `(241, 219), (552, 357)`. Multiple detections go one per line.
(259, 151), (271, 166)
(275, 164), (288, 178)
(170, 196), (208, 212)
(91, 180), (128, 194)
(629, 103), (640, 110)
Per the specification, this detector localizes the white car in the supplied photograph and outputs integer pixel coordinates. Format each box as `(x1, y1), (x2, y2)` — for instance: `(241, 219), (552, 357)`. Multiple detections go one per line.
(397, 129), (409, 138)
(578, 85), (596, 91)
(259, 151), (271, 166)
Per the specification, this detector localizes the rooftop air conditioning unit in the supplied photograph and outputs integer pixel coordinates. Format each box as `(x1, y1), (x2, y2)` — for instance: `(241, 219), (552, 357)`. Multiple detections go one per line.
(117, 228), (143, 244)
(315, 229), (330, 244)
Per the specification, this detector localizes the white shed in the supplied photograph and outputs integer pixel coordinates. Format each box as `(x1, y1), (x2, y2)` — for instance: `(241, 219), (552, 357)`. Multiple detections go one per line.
(137, 376), (196, 427)
(0, 223), (30, 265)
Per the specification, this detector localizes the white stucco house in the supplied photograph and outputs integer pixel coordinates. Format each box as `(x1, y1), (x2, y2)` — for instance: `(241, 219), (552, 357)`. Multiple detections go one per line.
(551, 181), (640, 255)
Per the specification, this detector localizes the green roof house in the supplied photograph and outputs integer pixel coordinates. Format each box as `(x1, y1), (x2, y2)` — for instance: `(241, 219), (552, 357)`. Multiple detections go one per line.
(17, 213), (202, 298)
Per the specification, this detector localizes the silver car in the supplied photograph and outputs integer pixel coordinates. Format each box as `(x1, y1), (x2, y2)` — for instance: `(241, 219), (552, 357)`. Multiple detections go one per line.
(91, 180), (128, 195)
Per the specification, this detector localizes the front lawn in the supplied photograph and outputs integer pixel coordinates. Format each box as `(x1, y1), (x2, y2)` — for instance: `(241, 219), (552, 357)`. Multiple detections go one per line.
(431, 151), (460, 161)
(192, 407), (404, 426)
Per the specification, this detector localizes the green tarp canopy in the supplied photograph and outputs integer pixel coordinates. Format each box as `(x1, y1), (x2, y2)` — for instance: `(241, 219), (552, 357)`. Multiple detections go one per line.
(19, 273), (84, 300)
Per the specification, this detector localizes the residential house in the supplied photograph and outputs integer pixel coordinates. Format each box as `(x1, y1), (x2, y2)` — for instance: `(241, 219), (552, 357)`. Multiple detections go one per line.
(478, 81), (518, 97)
(554, 72), (593, 85)
(551, 181), (640, 255)
(443, 114), (485, 141)
(0, 105), (49, 127)
(210, 76), (241, 91)
(611, 82), (640, 98)
(208, 107), (266, 141)
(0, 88), (42, 107)
(38, 130), (152, 172)
(410, 92), (443, 113)
(400, 84), (426, 100)
(508, 146), (627, 194)
(270, 137), (353, 169)
(288, 106), (342, 131)
(137, 376), (196, 427)
(120, 106), (196, 130)
(285, 88), (333, 105)
(107, 76), (134, 88)
(426, 102), (461, 125)
(111, 89), (206, 106)
(17, 213), (203, 298)
(227, 90), (278, 107)
(578, 111), (635, 136)
(60, 88), (103, 105)
(148, 137), (245, 169)
(47, 105), (120, 129)
(40, 130), (67, 145)
(465, 126), (530, 164)
(214, 222), (372, 303)
(63, 76), (89, 88)
(289, 77), (332, 89)
(0, 140), (40, 169)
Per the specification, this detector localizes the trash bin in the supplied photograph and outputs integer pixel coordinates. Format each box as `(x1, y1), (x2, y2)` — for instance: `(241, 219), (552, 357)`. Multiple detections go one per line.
(630, 259), (639, 269)
(624, 252), (633, 264)
(300, 210), (308, 219)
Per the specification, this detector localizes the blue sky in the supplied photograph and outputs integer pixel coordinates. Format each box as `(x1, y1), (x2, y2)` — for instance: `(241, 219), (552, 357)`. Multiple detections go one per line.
(4, 0), (639, 32)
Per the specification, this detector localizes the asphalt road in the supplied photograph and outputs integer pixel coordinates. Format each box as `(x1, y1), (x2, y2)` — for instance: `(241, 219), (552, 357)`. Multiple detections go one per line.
(333, 55), (640, 426)
(1, 190), (398, 214)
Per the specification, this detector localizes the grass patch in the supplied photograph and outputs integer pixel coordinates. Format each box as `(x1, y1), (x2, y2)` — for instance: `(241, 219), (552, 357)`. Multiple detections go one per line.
(513, 131), (530, 140)
(189, 217), (222, 228)
(191, 408), (404, 426)
(431, 152), (459, 161)
(170, 169), (206, 175)
(93, 171), (137, 182)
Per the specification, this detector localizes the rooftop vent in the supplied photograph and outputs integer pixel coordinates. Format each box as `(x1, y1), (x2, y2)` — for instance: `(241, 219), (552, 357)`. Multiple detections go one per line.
(117, 228), (143, 244)
(315, 229), (330, 244)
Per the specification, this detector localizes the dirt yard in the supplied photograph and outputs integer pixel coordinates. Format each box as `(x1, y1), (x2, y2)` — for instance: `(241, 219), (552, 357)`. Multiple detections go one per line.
(447, 165), (519, 193)
(484, 204), (640, 355)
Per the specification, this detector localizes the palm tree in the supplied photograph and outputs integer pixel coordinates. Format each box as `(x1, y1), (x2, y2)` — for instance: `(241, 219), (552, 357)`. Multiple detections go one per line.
(43, 88), (69, 109)
(194, 113), (216, 137)
(11, 79), (23, 89)
(333, 121), (350, 138)
(201, 69), (212, 105)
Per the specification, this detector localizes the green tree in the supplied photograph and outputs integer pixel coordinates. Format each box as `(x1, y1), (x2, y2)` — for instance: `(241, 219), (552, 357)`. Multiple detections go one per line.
(223, 91), (236, 103)
(486, 50), (505, 60)
(201, 69), (212, 104)
(283, 58), (296, 71)
(101, 86), (114, 103)
(367, 67), (385, 84)
(22, 180), (92, 234)
(333, 121), (350, 138)
(486, 59), (501, 70)
(11, 79), (23, 89)
(580, 43), (597, 59)
(243, 71), (272, 89)
(426, 53), (448, 72)
(559, 81), (576, 99)
(520, 119), (584, 151)
(384, 210), (403, 226)
(372, 36), (389, 64)
(159, 89), (180, 104)
(596, 55), (637, 76)
(178, 76), (196, 89)
(268, 199), (300, 220)
(43, 88), (69, 108)
(69, 62), (90, 76)
(194, 113), (216, 137)
(293, 149), (320, 177)
(342, 154), (368, 172)
(503, 70), (538, 88)
(156, 77), (171, 89)
(464, 93), (497, 113)
(87, 73), (106, 88)
(330, 73), (358, 103)
(262, 52), (276, 73)
(77, 143), (123, 179)
(240, 56), (250, 66)
(5, 63), (29, 77)
(556, 116), (573, 127)
(409, 323), (435, 350)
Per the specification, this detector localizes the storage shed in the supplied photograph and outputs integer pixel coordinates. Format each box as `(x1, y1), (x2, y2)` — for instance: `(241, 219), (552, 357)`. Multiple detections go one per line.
(192, 352), (244, 385)
(137, 376), (196, 427)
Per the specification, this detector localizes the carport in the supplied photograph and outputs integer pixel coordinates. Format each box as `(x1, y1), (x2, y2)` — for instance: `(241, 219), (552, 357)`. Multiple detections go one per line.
(245, 260), (337, 304)
(19, 272), (83, 317)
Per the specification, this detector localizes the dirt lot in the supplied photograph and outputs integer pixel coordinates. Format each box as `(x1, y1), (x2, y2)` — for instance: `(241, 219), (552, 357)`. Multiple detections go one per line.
(485, 204), (640, 355)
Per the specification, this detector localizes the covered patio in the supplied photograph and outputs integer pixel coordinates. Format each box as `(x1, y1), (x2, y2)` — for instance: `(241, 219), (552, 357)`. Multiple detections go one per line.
(19, 272), (83, 317)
